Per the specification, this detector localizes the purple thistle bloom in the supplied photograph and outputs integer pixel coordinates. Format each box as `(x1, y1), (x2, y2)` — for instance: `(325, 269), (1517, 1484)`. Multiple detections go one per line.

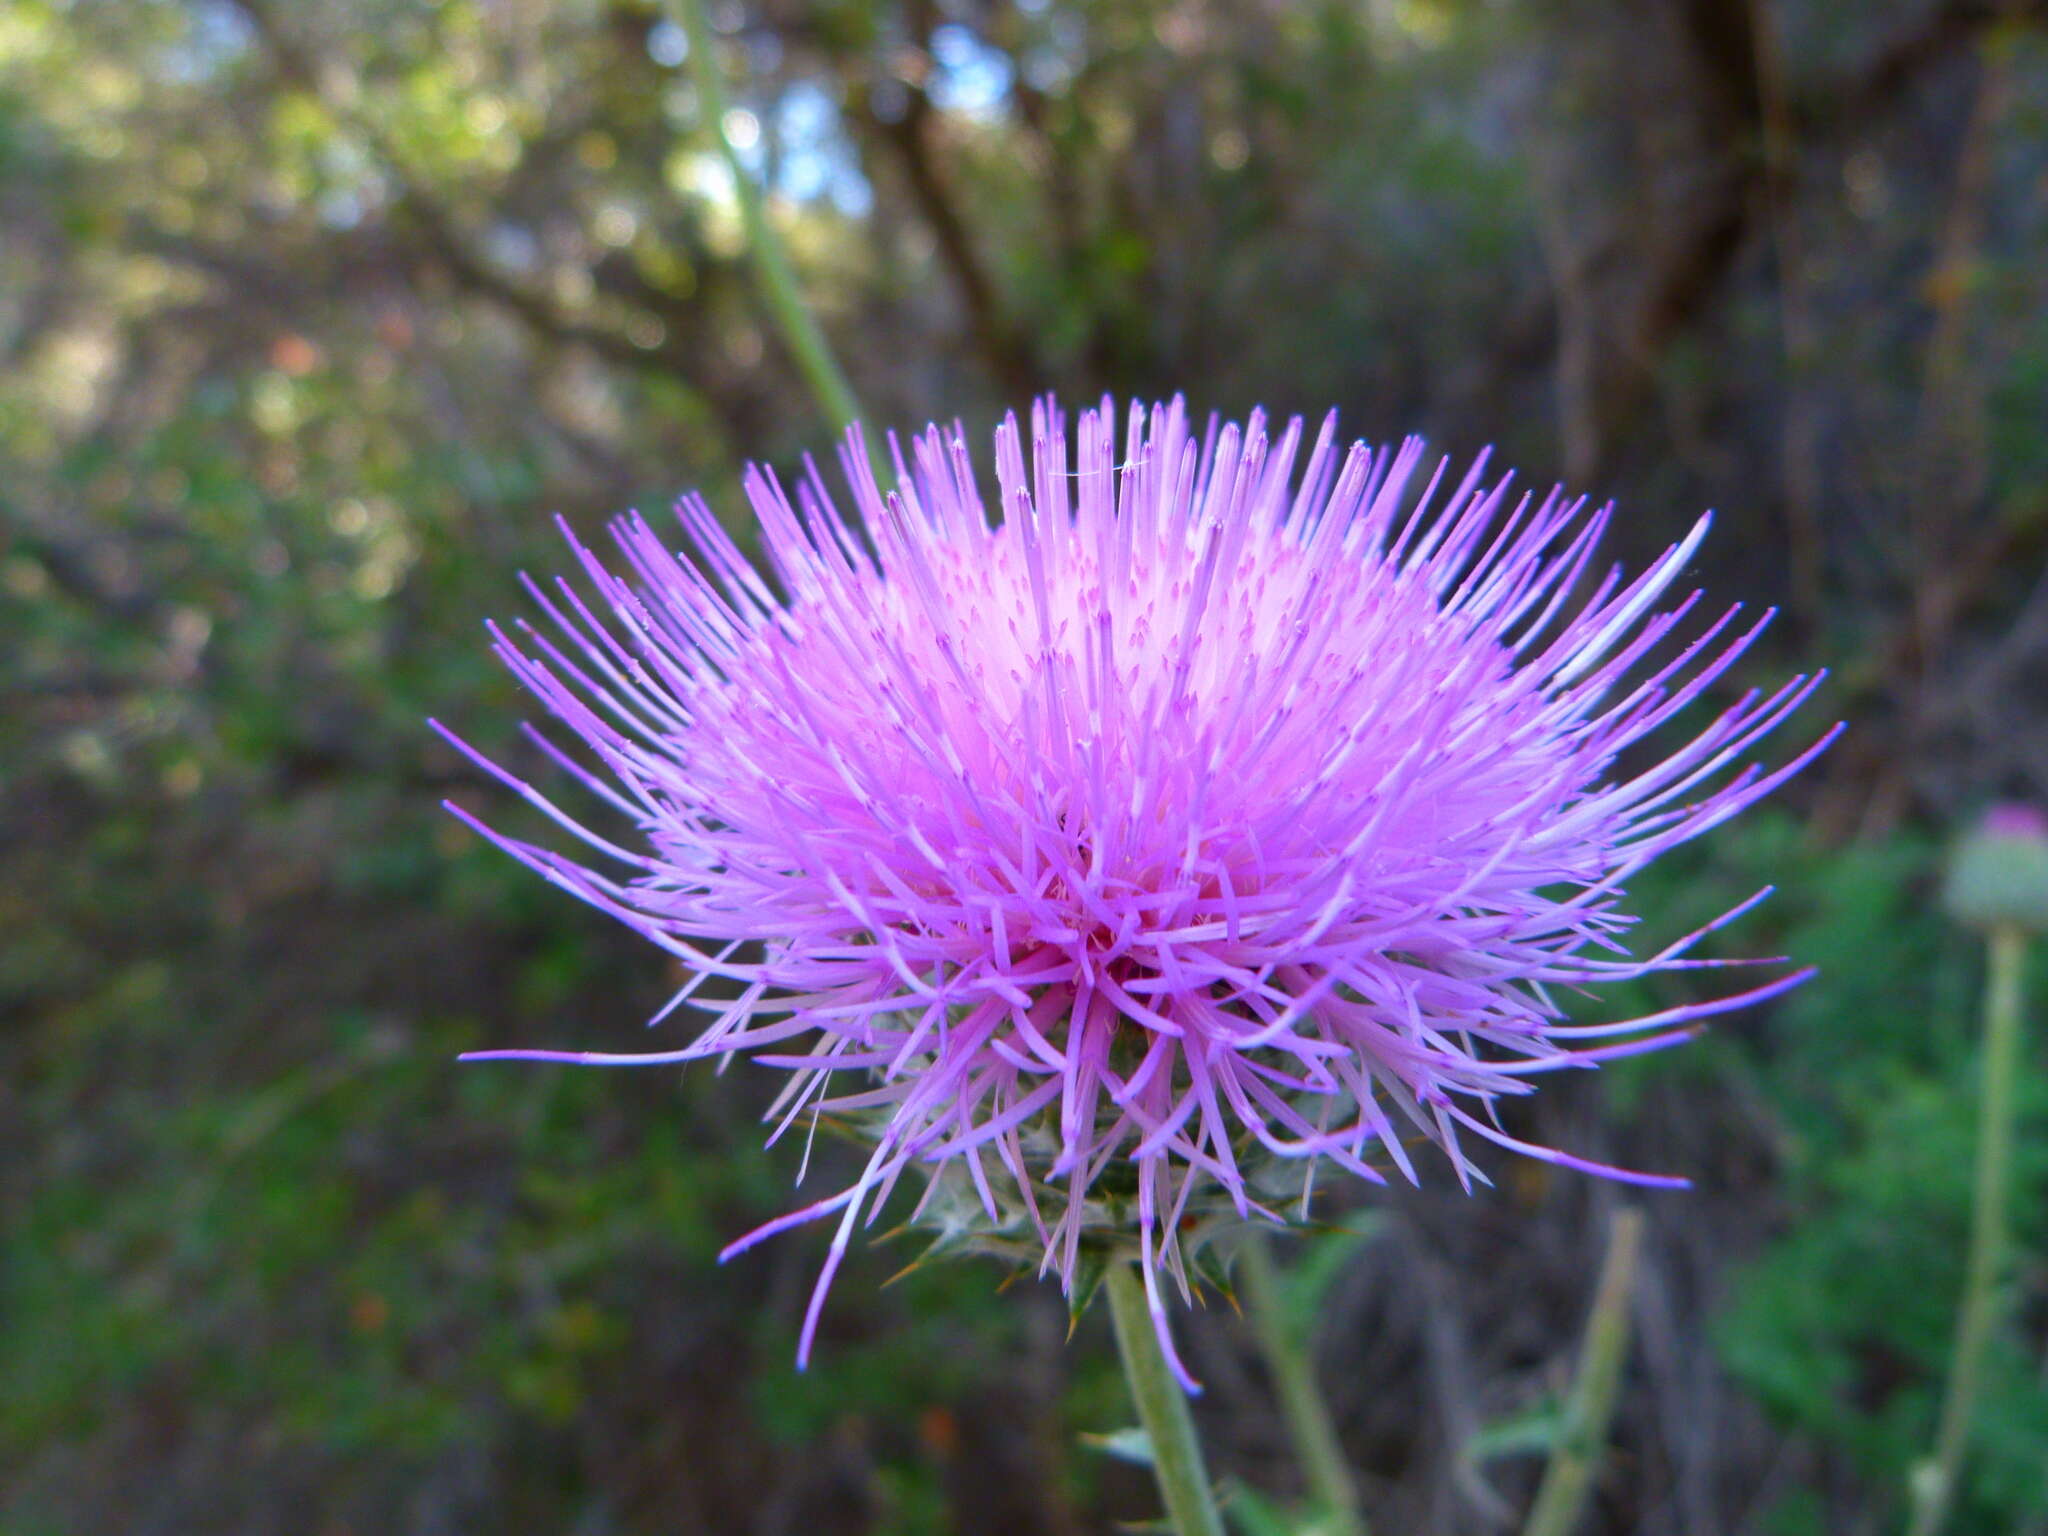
(437, 397), (1836, 1389)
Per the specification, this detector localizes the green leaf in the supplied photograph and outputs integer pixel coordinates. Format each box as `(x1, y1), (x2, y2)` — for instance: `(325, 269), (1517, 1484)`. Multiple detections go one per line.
(1461, 1398), (1564, 1464)
(1278, 1220), (1382, 1343)
(1080, 1424), (1155, 1467)
(1220, 1478), (1300, 1536)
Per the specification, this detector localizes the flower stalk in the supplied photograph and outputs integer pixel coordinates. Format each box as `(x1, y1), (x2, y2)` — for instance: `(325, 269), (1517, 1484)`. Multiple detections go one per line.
(1521, 1206), (1644, 1536)
(1236, 1229), (1367, 1535)
(1909, 923), (2031, 1536)
(666, 0), (862, 435)
(1106, 1260), (1227, 1536)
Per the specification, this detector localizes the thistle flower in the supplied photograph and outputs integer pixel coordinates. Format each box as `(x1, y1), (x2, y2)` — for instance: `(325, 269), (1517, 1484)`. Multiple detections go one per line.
(437, 397), (1836, 1388)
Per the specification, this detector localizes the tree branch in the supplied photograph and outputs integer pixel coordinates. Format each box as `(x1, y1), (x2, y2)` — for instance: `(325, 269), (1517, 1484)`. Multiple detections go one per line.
(847, 10), (1040, 404)
(1557, 0), (2045, 482)
(225, 0), (736, 405)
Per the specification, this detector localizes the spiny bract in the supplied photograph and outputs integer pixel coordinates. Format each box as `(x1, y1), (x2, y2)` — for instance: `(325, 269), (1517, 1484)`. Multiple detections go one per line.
(439, 397), (1835, 1388)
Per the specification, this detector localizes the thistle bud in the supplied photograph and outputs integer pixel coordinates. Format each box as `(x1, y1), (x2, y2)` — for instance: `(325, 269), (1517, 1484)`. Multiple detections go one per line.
(1943, 803), (2048, 935)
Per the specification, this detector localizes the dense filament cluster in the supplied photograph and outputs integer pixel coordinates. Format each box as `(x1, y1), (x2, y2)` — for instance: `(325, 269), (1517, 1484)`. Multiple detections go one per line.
(439, 397), (1835, 1387)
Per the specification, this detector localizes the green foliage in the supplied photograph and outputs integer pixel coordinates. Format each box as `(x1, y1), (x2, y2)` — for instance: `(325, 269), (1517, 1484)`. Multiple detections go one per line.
(1659, 821), (2048, 1532)
(5, 0), (2048, 1530)
(746, 1257), (1023, 1447)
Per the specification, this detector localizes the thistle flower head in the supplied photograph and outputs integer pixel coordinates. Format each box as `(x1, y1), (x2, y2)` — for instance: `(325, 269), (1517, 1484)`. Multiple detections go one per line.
(439, 397), (1835, 1388)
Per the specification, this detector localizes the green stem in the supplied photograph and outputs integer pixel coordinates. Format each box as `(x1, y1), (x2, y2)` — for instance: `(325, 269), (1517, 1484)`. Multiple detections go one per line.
(1236, 1229), (1368, 1535)
(666, 0), (864, 435)
(1909, 924), (2031, 1536)
(1521, 1206), (1644, 1536)
(1105, 1261), (1227, 1536)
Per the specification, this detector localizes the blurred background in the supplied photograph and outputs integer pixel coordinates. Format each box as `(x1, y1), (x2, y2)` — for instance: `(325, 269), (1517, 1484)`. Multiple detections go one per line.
(5, 1), (2048, 1532)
